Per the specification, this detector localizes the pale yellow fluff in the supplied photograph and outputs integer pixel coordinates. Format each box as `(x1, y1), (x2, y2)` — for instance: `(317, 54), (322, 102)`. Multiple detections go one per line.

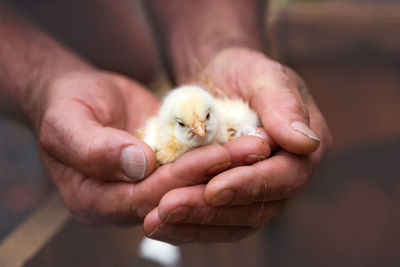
(214, 98), (260, 143)
(138, 85), (220, 165)
(138, 85), (260, 165)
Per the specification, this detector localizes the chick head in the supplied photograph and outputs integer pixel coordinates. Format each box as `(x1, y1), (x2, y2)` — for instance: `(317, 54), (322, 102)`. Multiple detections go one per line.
(160, 85), (219, 147)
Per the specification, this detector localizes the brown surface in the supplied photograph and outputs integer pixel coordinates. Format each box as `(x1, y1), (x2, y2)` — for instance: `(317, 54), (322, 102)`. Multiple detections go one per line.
(23, 60), (400, 267)
(301, 63), (400, 150)
(25, 219), (148, 267)
(27, 35), (400, 267)
(262, 61), (400, 266)
(0, 194), (69, 267)
(1, 1), (400, 266)
(271, 138), (400, 267)
(271, 2), (400, 63)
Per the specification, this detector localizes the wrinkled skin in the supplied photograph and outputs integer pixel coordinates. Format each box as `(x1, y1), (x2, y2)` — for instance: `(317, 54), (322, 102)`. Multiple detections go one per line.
(1, 1), (332, 245)
(143, 48), (332, 244)
(35, 49), (331, 244)
(36, 70), (271, 228)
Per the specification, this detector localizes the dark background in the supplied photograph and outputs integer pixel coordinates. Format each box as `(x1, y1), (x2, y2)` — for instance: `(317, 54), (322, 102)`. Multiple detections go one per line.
(1, 0), (399, 266)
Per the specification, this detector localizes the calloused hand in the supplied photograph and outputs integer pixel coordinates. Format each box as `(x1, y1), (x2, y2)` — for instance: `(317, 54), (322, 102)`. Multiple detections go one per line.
(36, 70), (236, 225)
(143, 48), (332, 244)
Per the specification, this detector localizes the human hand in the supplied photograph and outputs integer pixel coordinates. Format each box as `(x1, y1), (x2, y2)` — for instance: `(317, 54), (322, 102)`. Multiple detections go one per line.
(202, 48), (332, 204)
(34, 68), (277, 231)
(36, 70), (236, 225)
(35, 70), (158, 223)
(143, 48), (332, 244)
(143, 133), (278, 244)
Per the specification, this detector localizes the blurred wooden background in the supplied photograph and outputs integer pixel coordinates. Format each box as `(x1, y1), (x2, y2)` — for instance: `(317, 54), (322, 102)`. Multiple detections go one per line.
(1, 0), (400, 266)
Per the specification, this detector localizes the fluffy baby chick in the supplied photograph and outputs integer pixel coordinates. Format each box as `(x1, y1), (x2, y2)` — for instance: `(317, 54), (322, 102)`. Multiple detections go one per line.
(214, 98), (260, 143)
(196, 62), (261, 142)
(138, 85), (219, 165)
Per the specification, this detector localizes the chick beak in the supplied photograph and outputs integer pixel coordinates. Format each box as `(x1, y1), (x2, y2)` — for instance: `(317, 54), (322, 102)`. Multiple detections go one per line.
(191, 113), (205, 137)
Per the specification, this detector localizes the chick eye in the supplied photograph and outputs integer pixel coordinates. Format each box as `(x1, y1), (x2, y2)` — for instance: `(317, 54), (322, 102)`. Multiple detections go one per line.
(177, 119), (186, 128)
(206, 112), (210, 121)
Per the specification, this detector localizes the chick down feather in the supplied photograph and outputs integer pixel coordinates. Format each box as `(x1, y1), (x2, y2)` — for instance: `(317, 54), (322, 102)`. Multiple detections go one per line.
(138, 85), (261, 165)
(214, 98), (261, 143)
(138, 85), (220, 165)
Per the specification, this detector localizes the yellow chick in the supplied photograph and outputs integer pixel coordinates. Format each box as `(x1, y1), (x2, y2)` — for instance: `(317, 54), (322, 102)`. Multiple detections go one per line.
(214, 98), (261, 143)
(195, 62), (261, 142)
(138, 85), (220, 165)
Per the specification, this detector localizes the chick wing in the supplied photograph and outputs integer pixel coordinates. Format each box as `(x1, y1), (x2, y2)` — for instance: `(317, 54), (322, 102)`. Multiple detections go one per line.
(215, 98), (260, 143)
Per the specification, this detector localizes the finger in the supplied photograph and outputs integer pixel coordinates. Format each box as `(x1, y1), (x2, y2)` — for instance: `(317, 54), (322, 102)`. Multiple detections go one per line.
(42, 144), (231, 224)
(204, 150), (315, 206)
(143, 208), (254, 245)
(131, 144), (231, 218)
(169, 144), (231, 181)
(157, 185), (284, 227)
(244, 63), (321, 155)
(39, 99), (156, 182)
(41, 151), (139, 225)
(223, 133), (271, 167)
(205, 93), (331, 207)
(307, 94), (334, 151)
(250, 127), (279, 149)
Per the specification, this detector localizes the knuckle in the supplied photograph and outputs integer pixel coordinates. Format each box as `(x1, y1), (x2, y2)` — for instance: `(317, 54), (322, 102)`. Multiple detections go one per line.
(61, 187), (98, 224)
(179, 230), (199, 244)
(134, 207), (147, 221)
(249, 205), (271, 227)
(64, 194), (126, 225)
(256, 214), (269, 227)
(286, 98), (309, 121)
(286, 172), (310, 197)
(204, 209), (220, 225)
(274, 155), (311, 198)
(266, 96), (310, 130)
(244, 208), (262, 227)
(247, 202), (285, 228)
(249, 184), (266, 203)
(254, 165), (269, 202)
(38, 108), (60, 151)
(84, 135), (104, 175)
(63, 194), (86, 219)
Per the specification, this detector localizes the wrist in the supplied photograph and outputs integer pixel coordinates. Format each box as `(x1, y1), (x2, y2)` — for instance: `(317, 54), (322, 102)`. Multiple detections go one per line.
(169, 33), (263, 84)
(0, 4), (94, 128)
(148, 0), (265, 84)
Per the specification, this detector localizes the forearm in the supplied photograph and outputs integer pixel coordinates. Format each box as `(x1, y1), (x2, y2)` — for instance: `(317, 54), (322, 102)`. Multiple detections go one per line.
(148, 0), (266, 83)
(0, 3), (91, 126)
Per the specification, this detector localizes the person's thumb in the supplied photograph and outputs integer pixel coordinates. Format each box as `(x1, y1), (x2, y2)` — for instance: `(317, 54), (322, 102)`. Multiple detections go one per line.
(39, 103), (156, 182)
(249, 68), (320, 155)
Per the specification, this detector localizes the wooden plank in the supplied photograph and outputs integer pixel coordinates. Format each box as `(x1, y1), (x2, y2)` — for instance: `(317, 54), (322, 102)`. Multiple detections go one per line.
(0, 193), (70, 267)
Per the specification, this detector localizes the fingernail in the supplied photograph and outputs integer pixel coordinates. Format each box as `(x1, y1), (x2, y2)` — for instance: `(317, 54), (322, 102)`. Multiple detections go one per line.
(244, 155), (266, 165)
(121, 145), (146, 180)
(248, 129), (266, 140)
(165, 206), (192, 223)
(206, 162), (231, 176)
(291, 121), (320, 142)
(212, 189), (234, 207)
